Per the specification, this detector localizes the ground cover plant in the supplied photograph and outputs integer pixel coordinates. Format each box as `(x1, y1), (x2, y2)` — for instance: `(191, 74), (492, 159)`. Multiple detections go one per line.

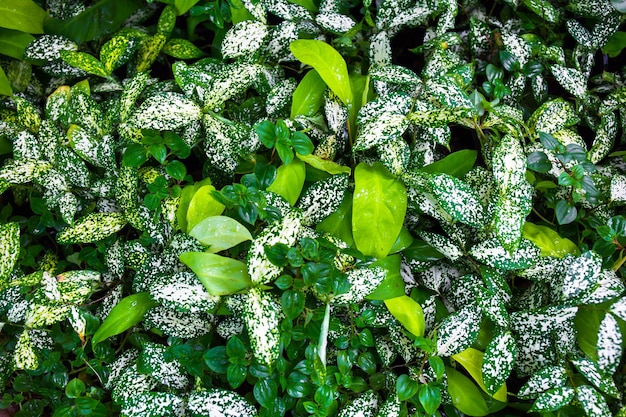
(1, 0), (626, 415)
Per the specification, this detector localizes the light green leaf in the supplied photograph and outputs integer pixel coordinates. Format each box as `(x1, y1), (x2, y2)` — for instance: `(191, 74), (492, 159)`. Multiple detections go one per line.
(189, 216), (252, 253)
(290, 39), (353, 107)
(522, 222), (580, 258)
(0, 222), (19, 286)
(452, 348), (508, 402)
(179, 252), (252, 296)
(0, 66), (12, 97)
(175, 0), (200, 14)
(267, 158), (306, 205)
(446, 367), (490, 417)
(366, 255), (406, 300)
(92, 292), (158, 346)
(291, 69), (326, 118)
(296, 153), (351, 175)
(352, 162), (407, 259)
(57, 212), (127, 244)
(0, 0), (46, 33)
(60, 50), (108, 77)
(383, 295), (425, 337)
(0, 27), (35, 59)
(185, 184), (225, 232)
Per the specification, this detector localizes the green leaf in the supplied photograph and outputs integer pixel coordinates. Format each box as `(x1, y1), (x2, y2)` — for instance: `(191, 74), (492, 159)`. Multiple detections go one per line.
(92, 292), (158, 345)
(602, 31), (626, 57)
(221, 20), (268, 59)
(383, 295), (425, 337)
(65, 378), (86, 399)
(44, 0), (142, 44)
(527, 151), (552, 173)
(175, 0), (200, 14)
(420, 149), (477, 178)
(446, 367), (490, 417)
(352, 162), (407, 259)
(291, 131), (314, 156)
(0, 222), (19, 286)
(577, 385), (612, 417)
(189, 216), (253, 253)
(185, 184), (225, 231)
(122, 143), (148, 167)
(57, 212), (127, 244)
(290, 39), (353, 107)
(296, 154), (351, 175)
(530, 386), (575, 412)
(162, 38), (204, 59)
(0, 28), (34, 59)
(518, 366), (568, 399)
(353, 112), (409, 152)
(419, 384), (442, 415)
(157, 5), (177, 35)
(291, 69), (326, 118)
(366, 255), (406, 300)
(316, 191), (354, 247)
(522, 222), (580, 258)
(267, 158), (306, 205)
(427, 173), (485, 228)
(0, 66), (12, 96)
(555, 199), (577, 225)
(165, 160), (187, 181)
(254, 120), (276, 148)
(396, 374), (419, 401)
(0, 0), (46, 33)
(179, 252), (252, 296)
(571, 357), (620, 397)
(437, 306), (481, 357)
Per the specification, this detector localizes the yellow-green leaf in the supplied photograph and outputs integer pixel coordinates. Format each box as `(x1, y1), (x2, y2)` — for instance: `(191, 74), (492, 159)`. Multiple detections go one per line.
(0, 0), (46, 34)
(452, 348), (508, 402)
(384, 295), (425, 337)
(60, 50), (107, 77)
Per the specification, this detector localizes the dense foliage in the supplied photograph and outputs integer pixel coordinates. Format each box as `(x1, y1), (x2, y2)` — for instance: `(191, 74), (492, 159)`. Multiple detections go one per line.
(1, 0), (626, 416)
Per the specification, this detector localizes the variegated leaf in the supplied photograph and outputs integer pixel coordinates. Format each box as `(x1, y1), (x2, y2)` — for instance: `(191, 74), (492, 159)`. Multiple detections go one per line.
(60, 50), (108, 77)
(356, 92), (412, 127)
(139, 342), (189, 389)
(149, 272), (220, 313)
(530, 386), (575, 412)
(203, 114), (255, 174)
(57, 212), (127, 244)
(296, 173), (348, 226)
(436, 305), (481, 356)
(369, 64), (421, 87)
(0, 222), (19, 286)
(144, 306), (212, 339)
(427, 173), (485, 228)
(221, 20), (268, 59)
(418, 231), (463, 262)
(162, 38), (204, 59)
(119, 72), (150, 122)
(369, 31), (392, 67)
(135, 34), (167, 73)
(550, 64), (586, 99)
(610, 297), (626, 321)
(470, 238), (539, 271)
(562, 251), (601, 301)
(609, 174), (626, 203)
(338, 390), (378, 417)
(243, 287), (282, 367)
(0, 159), (51, 184)
(333, 267), (385, 305)
(14, 330), (39, 370)
(111, 365), (158, 403)
(518, 365), (568, 399)
(377, 136), (411, 176)
(576, 385), (611, 417)
(130, 92), (202, 130)
(186, 389), (258, 417)
(45, 85), (70, 123)
(425, 76), (474, 110)
(202, 63), (261, 110)
(482, 331), (517, 394)
(24, 34), (78, 62)
(522, 0), (560, 22)
(316, 12), (356, 33)
(14, 96), (41, 133)
(121, 392), (184, 417)
(353, 112), (409, 152)
(100, 34), (139, 74)
(475, 286), (509, 327)
(589, 112), (617, 164)
(596, 313), (623, 374)
(571, 357), (620, 397)
(528, 98), (579, 135)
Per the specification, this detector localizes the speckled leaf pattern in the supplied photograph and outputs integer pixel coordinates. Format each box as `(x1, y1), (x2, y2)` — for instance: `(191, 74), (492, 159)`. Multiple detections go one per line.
(162, 38), (204, 59)
(316, 12), (356, 33)
(144, 306), (212, 339)
(356, 92), (412, 127)
(100, 34), (138, 74)
(425, 77), (473, 110)
(577, 385), (612, 417)
(221, 20), (268, 59)
(589, 111), (617, 164)
(15, 96), (41, 133)
(0, 158), (51, 184)
(338, 390), (378, 417)
(24, 34), (78, 62)
(353, 112), (409, 152)
(120, 392), (184, 417)
(369, 64), (421, 87)
(135, 34), (167, 73)
(186, 389), (258, 417)
(202, 63), (261, 110)
(610, 297), (626, 321)
(57, 212), (127, 244)
(333, 267), (385, 305)
(528, 98), (579, 135)
(60, 50), (108, 77)
(571, 357), (620, 397)
(530, 386), (575, 412)
(0, 222), (19, 285)
(470, 238), (540, 270)
(436, 305), (481, 356)
(562, 251), (601, 301)
(119, 72), (150, 122)
(550, 64), (586, 98)
(139, 342), (189, 389)
(296, 173), (349, 226)
(129, 92), (202, 131)
(482, 331), (517, 394)
(427, 173), (485, 228)
(149, 272), (219, 313)
(243, 287), (282, 367)
(518, 365), (568, 399)
(609, 174), (626, 203)
(596, 313), (623, 374)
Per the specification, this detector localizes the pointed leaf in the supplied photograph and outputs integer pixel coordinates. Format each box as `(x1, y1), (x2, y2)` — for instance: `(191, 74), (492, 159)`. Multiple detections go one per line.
(482, 331), (517, 395)
(452, 348), (508, 402)
(92, 292), (158, 346)
(130, 92), (202, 130)
(291, 69), (327, 118)
(162, 38), (204, 59)
(427, 173), (485, 228)
(0, 222), (19, 286)
(189, 216), (252, 253)
(596, 313), (623, 374)
(296, 173), (349, 226)
(221, 20), (268, 59)
(530, 386), (575, 412)
(383, 295), (425, 337)
(577, 385), (612, 417)
(179, 252), (252, 296)
(243, 287), (282, 367)
(437, 306), (481, 356)
(571, 357), (620, 397)
(518, 366), (568, 399)
(446, 367), (490, 417)
(57, 212), (127, 244)
(60, 50), (108, 77)
(0, 0), (46, 33)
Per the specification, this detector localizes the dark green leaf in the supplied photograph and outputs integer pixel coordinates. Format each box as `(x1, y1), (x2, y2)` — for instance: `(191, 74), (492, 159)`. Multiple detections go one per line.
(281, 290), (305, 320)
(203, 346), (228, 373)
(499, 50), (520, 71)
(254, 378), (278, 408)
(255, 120), (276, 148)
(527, 151), (552, 173)
(539, 132), (560, 150)
(148, 143), (168, 164)
(227, 364), (247, 389)
(287, 371), (313, 398)
(166, 160), (187, 181)
(396, 374), (419, 401)
(291, 131), (314, 156)
(419, 384), (442, 415)
(555, 200), (577, 225)
(420, 149), (478, 178)
(64, 378), (86, 399)
(122, 143), (148, 167)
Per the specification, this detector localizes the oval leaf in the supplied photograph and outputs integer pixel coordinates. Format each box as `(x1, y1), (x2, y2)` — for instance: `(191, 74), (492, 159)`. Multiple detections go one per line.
(189, 216), (253, 253)
(384, 295), (425, 337)
(179, 252), (252, 296)
(446, 367), (490, 417)
(92, 292), (158, 346)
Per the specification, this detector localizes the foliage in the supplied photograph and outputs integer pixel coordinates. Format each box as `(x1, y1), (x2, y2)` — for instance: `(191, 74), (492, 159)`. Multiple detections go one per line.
(1, 0), (626, 416)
